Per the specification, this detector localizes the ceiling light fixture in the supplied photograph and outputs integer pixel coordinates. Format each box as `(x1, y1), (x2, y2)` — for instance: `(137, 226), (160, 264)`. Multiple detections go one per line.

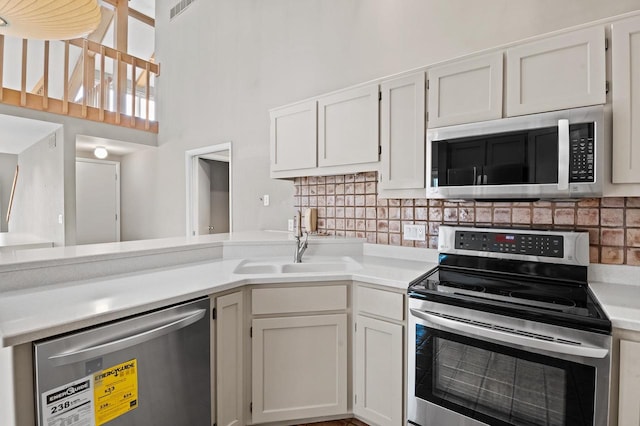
(94, 146), (108, 159)
(0, 0), (101, 40)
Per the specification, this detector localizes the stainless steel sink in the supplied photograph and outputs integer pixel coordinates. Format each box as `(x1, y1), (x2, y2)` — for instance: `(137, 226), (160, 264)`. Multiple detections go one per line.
(233, 264), (280, 274)
(281, 261), (360, 273)
(233, 256), (361, 275)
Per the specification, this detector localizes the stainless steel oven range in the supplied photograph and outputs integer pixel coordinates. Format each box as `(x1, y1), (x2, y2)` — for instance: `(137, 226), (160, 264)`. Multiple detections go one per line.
(407, 226), (611, 426)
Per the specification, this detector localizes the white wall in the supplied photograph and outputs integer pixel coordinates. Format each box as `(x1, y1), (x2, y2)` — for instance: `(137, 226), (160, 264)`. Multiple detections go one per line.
(0, 103), (156, 245)
(9, 130), (64, 245)
(0, 153), (18, 232)
(121, 0), (640, 239)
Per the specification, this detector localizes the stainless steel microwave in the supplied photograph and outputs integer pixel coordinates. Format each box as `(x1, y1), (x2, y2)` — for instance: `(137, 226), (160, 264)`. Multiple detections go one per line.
(426, 105), (609, 200)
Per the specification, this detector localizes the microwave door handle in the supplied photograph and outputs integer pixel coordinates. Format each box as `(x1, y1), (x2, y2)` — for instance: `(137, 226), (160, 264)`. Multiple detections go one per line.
(557, 119), (570, 191)
(409, 308), (608, 359)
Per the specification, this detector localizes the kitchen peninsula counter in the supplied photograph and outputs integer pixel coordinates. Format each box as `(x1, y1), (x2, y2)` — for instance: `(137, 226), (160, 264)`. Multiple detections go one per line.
(2, 231), (640, 347)
(0, 232), (436, 347)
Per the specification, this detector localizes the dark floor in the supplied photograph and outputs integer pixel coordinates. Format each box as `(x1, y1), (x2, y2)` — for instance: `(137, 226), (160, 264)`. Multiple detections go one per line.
(297, 419), (369, 426)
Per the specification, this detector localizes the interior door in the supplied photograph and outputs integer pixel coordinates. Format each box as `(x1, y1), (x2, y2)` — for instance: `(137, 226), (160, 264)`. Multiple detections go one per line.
(76, 159), (119, 245)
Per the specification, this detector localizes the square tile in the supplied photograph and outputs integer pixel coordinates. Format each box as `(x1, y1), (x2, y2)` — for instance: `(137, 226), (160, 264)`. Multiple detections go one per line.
(576, 208), (599, 226)
(601, 229), (624, 246)
(601, 208), (624, 227)
(601, 247), (624, 264)
(553, 208), (575, 225)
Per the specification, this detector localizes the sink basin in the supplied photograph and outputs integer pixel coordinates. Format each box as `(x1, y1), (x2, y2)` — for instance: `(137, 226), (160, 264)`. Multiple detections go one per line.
(281, 261), (359, 273)
(233, 257), (361, 275)
(233, 264), (280, 274)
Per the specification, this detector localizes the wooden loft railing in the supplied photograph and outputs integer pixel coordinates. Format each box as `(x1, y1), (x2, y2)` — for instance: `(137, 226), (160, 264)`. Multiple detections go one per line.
(0, 35), (159, 133)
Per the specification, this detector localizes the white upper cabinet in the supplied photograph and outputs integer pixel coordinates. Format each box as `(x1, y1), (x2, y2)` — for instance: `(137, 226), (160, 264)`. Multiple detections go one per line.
(612, 15), (640, 184)
(270, 101), (317, 173)
(427, 52), (503, 128)
(506, 26), (606, 117)
(318, 84), (380, 167)
(379, 72), (426, 193)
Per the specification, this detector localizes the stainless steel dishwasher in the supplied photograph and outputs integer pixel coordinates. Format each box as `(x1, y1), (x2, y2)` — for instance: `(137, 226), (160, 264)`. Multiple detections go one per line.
(34, 297), (211, 426)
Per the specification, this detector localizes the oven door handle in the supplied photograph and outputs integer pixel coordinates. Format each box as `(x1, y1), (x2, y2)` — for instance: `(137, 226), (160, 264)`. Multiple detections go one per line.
(410, 309), (609, 359)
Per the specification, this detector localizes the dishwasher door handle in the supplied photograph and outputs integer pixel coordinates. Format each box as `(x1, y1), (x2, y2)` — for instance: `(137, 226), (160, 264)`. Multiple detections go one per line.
(48, 308), (207, 366)
(410, 308), (609, 359)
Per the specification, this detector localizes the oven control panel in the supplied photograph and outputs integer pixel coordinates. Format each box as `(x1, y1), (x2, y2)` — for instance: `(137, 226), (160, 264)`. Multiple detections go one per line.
(455, 230), (564, 258)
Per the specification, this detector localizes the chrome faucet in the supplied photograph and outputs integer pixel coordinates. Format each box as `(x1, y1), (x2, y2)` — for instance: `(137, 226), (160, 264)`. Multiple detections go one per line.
(294, 232), (309, 263)
(294, 210), (308, 263)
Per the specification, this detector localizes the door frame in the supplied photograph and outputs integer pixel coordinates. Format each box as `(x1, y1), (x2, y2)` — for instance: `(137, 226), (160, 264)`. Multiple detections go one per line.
(185, 142), (233, 236)
(75, 157), (121, 242)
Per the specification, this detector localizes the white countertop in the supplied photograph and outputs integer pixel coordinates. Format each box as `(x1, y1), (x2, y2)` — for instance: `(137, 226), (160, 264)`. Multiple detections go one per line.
(3, 231), (640, 347)
(589, 263), (640, 333)
(0, 233), (53, 253)
(0, 233), (437, 347)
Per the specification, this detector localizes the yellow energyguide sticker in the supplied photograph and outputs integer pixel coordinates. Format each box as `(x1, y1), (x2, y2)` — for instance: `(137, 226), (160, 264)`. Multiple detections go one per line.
(93, 359), (138, 425)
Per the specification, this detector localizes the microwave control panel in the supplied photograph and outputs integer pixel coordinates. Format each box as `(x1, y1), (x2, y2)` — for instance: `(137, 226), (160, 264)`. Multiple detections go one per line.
(569, 123), (594, 183)
(455, 230), (564, 258)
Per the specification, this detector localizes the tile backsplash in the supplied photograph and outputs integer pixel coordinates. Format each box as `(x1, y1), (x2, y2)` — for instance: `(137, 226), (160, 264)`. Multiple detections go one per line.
(293, 172), (640, 266)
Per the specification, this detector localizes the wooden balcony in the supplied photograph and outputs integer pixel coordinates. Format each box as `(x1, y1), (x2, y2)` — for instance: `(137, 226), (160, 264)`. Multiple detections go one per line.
(0, 35), (159, 133)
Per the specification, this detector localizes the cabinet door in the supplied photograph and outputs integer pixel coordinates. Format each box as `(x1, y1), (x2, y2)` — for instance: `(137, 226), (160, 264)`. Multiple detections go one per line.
(354, 315), (403, 426)
(270, 101), (317, 172)
(252, 314), (348, 423)
(506, 26), (606, 117)
(427, 52), (503, 128)
(612, 16), (640, 183)
(318, 84), (379, 167)
(619, 339), (640, 425)
(216, 292), (244, 426)
(380, 72), (426, 191)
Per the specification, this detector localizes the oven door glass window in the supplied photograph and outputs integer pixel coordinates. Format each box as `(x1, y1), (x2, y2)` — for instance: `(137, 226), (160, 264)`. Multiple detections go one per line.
(415, 325), (596, 426)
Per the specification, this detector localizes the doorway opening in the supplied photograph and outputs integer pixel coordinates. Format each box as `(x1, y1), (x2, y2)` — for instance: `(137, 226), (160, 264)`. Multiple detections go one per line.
(185, 142), (232, 236)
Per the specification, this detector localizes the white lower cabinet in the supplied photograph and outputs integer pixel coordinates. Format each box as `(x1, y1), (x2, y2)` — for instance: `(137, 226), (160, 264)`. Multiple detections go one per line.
(251, 314), (348, 423)
(216, 283), (404, 426)
(353, 284), (405, 426)
(618, 339), (640, 425)
(354, 315), (403, 426)
(215, 291), (245, 426)
(250, 284), (349, 424)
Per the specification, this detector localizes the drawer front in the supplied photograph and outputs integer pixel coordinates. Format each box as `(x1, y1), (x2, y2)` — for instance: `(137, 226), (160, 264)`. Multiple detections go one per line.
(356, 285), (404, 322)
(252, 285), (347, 315)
